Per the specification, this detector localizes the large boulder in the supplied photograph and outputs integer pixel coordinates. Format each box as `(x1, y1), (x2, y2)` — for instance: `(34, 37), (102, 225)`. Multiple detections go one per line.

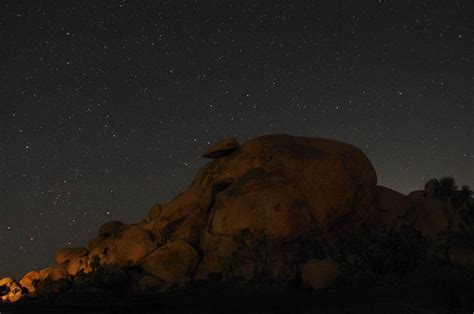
(189, 135), (376, 279)
(142, 240), (199, 288)
(407, 196), (465, 240)
(210, 172), (315, 237)
(159, 135), (376, 237)
(89, 226), (156, 267)
(201, 138), (240, 159)
(367, 185), (410, 227)
(410, 197), (448, 241)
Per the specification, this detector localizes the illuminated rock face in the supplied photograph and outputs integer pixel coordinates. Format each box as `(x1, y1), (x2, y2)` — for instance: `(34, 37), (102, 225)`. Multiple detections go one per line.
(0, 278), (23, 303)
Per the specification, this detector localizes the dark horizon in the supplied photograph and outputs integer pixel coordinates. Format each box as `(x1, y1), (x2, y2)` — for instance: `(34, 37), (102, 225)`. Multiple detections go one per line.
(2, 1), (473, 279)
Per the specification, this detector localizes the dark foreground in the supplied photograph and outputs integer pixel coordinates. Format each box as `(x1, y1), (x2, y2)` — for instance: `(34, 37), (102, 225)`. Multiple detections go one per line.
(1, 284), (472, 314)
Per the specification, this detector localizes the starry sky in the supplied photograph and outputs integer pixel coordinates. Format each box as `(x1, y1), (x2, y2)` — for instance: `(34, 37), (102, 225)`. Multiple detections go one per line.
(1, 1), (473, 279)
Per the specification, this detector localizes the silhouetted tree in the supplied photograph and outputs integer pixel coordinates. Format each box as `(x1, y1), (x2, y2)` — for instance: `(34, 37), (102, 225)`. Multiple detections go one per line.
(334, 223), (427, 283)
(457, 185), (474, 230)
(435, 177), (458, 264)
(221, 228), (271, 288)
(435, 177), (474, 263)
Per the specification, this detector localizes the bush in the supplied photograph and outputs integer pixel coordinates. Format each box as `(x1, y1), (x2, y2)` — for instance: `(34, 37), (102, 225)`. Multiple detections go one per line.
(334, 224), (428, 281)
(221, 228), (270, 287)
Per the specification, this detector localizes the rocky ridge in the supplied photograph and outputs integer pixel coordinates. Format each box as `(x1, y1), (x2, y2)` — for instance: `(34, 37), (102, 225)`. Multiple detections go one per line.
(1, 134), (473, 304)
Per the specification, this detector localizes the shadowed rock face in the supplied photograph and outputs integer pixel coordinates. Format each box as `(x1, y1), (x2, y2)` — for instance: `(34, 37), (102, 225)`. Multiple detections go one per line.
(2, 134), (380, 302)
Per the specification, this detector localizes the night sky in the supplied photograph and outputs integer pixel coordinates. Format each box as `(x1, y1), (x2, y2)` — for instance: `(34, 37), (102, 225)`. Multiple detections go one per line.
(1, 1), (473, 279)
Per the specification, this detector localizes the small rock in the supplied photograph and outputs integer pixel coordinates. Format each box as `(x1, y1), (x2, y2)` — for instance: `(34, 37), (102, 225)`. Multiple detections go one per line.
(302, 258), (340, 290)
(98, 221), (125, 236)
(148, 203), (163, 221)
(201, 138), (239, 159)
(19, 270), (41, 293)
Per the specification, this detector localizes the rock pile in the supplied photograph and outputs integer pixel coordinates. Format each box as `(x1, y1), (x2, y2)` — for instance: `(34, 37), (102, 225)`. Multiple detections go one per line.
(1, 134), (472, 304)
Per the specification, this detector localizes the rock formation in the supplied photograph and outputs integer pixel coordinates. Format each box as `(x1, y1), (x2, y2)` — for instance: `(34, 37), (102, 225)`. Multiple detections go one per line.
(1, 134), (473, 305)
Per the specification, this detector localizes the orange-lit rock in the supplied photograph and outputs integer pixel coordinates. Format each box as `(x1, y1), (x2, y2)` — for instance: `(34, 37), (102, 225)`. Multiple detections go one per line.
(19, 267), (69, 294)
(89, 226), (156, 267)
(0, 277), (23, 303)
(55, 247), (89, 265)
(148, 203), (163, 220)
(19, 270), (41, 293)
(142, 240), (199, 288)
(66, 256), (91, 275)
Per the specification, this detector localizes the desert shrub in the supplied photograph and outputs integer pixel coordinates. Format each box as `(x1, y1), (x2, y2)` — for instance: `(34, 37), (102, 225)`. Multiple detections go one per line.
(221, 228), (271, 287)
(334, 224), (428, 280)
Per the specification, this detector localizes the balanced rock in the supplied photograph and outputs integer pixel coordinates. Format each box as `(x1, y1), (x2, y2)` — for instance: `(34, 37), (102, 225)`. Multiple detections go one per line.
(201, 138), (239, 159)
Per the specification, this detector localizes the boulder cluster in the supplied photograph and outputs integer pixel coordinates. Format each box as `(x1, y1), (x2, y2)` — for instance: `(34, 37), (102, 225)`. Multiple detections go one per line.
(1, 134), (472, 304)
